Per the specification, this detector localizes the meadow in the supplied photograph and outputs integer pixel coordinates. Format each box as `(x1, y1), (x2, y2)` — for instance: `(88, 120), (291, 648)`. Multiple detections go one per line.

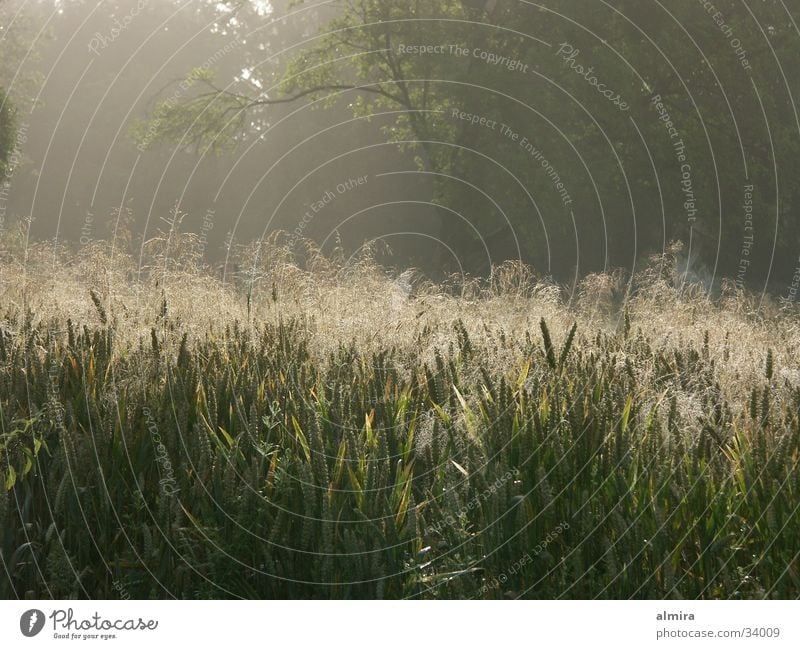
(1, 227), (799, 598)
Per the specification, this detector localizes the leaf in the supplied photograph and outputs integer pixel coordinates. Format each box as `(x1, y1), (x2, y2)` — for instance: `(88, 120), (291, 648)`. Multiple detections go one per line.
(450, 459), (469, 477)
(539, 388), (550, 425)
(402, 412), (416, 462)
(452, 385), (484, 453)
(347, 466), (364, 509)
(265, 453), (278, 498)
(364, 410), (376, 448)
(431, 402), (450, 423)
(453, 384), (470, 412)
(179, 503), (200, 529)
(621, 395), (633, 434)
(217, 426), (235, 448)
(4, 465), (16, 491)
(394, 474), (412, 530)
(22, 448), (33, 476)
(333, 437), (348, 485)
(291, 416), (311, 463)
(199, 412), (236, 455)
(516, 360), (530, 389)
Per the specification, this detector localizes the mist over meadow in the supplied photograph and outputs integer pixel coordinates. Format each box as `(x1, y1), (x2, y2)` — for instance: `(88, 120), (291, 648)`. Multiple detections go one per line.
(1, 0), (799, 291)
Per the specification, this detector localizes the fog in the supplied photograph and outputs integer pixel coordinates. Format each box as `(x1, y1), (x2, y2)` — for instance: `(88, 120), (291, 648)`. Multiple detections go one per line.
(2, 0), (799, 289)
(1, 1), (444, 269)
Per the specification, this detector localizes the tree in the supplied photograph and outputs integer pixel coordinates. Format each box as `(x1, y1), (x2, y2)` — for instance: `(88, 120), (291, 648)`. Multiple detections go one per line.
(0, 0), (41, 181)
(0, 0), (17, 180)
(135, 0), (800, 284)
(0, 88), (15, 180)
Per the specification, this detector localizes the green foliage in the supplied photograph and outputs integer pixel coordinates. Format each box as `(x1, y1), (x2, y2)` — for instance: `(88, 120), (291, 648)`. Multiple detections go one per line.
(0, 413), (47, 491)
(0, 88), (16, 180)
(136, 1), (800, 279)
(129, 70), (246, 154)
(2, 304), (798, 598)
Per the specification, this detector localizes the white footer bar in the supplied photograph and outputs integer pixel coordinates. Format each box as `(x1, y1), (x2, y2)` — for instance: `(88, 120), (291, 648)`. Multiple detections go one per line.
(1, 600), (796, 648)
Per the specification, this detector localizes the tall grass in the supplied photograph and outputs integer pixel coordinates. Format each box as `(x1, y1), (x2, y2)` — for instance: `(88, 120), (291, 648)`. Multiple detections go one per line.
(1, 228), (798, 598)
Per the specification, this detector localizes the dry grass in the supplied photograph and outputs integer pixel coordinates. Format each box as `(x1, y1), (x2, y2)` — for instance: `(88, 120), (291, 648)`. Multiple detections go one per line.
(3, 225), (797, 404)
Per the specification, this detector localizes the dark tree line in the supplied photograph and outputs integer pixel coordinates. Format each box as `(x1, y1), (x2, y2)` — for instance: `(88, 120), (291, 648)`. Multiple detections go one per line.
(0, 0), (17, 180)
(0, 87), (14, 181)
(136, 0), (799, 286)
(2, 1), (798, 287)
